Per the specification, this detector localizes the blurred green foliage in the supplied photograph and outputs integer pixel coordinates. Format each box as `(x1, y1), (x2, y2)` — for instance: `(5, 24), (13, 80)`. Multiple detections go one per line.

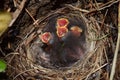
(0, 59), (7, 72)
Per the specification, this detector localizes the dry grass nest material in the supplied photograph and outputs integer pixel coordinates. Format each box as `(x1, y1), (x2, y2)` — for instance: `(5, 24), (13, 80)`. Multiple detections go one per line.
(5, 7), (111, 80)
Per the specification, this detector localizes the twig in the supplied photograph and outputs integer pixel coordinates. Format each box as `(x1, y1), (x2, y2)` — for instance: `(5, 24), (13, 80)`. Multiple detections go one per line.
(89, 33), (110, 41)
(13, 68), (39, 80)
(25, 8), (39, 25)
(85, 63), (108, 80)
(86, 0), (119, 14)
(110, 1), (120, 80)
(9, 0), (27, 27)
(25, 8), (36, 22)
(101, 9), (108, 28)
(66, 4), (89, 13)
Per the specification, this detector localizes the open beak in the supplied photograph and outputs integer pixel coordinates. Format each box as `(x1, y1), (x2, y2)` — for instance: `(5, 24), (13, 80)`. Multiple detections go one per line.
(56, 26), (68, 38)
(56, 18), (69, 38)
(39, 32), (52, 44)
(57, 18), (69, 27)
(70, 26), (83, 36)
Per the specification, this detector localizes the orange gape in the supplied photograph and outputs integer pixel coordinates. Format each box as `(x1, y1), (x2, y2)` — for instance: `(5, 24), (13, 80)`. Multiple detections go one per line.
(57, 18), (69, 27)
(56, 18), (69, 38)
(70, 26), (83, 37)
(56, 26), (68, 38)
(39, 32), (52, 44)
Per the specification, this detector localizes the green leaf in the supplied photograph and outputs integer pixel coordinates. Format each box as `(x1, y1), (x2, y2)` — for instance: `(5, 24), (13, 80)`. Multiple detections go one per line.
(0, 59), (7, 72)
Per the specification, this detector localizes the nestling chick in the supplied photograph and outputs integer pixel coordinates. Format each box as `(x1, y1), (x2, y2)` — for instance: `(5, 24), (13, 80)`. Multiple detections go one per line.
(39, 32), (53, 45)
(56, 18), (69, 27)
(70, 26), (83, 37)
(39, 15), (86, 67)
(56, 26), (68, 38)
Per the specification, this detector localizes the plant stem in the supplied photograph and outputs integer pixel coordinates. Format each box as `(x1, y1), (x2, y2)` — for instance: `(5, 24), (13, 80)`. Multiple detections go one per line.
(110, 1), (120, 80)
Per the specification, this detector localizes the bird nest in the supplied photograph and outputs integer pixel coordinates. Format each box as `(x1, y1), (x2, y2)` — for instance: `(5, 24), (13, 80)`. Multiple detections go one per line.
(5, 6), (111, 80)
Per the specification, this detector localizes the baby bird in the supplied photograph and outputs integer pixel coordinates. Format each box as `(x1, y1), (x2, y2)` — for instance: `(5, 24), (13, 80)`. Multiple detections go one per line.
(56, 17), (86, 66)
(39, 15), (86, 67)
(39, 32), (53, 45)
(56, 18), (69, 27)
(56, 18), (69, 38)
(70, 26), (83, 37)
